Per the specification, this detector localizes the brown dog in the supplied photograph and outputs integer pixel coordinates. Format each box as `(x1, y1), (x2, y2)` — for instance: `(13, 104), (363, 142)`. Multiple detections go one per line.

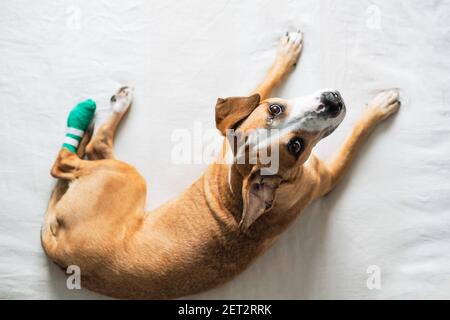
(41, 31), (400, 299)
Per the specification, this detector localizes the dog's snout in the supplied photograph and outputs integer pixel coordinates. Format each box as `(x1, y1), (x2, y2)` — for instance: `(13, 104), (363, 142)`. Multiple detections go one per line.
(320, 91), (344, 118)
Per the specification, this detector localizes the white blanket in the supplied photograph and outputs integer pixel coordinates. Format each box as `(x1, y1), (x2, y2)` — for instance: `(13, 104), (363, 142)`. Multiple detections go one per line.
(1, 0), (449, 299)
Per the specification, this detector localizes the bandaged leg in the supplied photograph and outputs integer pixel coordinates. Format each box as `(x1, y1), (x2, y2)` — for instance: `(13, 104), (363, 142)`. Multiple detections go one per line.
(62, 99), (96, 153)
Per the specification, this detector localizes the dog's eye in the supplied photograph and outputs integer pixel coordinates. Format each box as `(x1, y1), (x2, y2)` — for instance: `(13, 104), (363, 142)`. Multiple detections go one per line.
(287, 137), (303, 157)
(268, 104), (283, 117)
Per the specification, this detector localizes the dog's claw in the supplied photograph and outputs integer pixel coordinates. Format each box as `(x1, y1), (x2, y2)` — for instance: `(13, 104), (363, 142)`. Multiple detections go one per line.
(110, 86), (134, 114)
(277, 30), (303, 69)
(367, 89), (401, 121)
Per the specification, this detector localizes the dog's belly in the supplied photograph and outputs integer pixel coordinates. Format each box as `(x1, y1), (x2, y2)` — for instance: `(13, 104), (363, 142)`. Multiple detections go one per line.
(77, 190), (275, 299)
(79, 230), (273, 299)
(44, 168), (286, 299)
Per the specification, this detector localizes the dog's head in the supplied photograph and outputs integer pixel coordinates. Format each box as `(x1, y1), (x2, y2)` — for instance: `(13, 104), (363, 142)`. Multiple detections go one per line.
(215, 89), (346, 230)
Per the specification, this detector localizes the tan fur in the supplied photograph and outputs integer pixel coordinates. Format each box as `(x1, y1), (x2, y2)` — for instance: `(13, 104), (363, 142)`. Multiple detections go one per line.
(41, 32), (400, 299)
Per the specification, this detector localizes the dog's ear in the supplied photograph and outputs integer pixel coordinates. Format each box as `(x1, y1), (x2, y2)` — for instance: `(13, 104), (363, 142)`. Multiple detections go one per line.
(215, 94), (261, 135)
(239, 171), (282, 231)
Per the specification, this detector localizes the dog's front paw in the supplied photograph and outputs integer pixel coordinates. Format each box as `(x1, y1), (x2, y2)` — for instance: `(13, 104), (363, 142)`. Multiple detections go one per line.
(366, 89), (401, 121)
(110, 86), (134, 113)
(276, 30), (303, 70)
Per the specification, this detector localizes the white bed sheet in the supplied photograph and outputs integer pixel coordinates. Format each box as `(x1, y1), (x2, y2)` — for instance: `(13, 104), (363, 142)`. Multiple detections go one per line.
(1, 0), (450, 299)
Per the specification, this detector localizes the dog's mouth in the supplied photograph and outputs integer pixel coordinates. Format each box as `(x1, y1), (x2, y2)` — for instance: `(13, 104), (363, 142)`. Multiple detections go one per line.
(317, 103), (346, 138)
(321, 125), (338, 138)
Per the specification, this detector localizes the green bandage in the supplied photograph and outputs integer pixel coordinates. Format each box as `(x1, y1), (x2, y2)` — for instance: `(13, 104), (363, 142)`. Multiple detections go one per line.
(62, 99), (96, 153)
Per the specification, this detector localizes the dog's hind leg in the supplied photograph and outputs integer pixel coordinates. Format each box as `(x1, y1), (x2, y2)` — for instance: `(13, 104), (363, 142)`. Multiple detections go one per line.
(76, 122), (94, 158)
(47, 148), (86, 216)
(50, 147), (96, 182)
(49, 97), (97, 180)
(253, 31), (303, 100)
(86, 86), (134, 160)
(43, 147), (92, 255)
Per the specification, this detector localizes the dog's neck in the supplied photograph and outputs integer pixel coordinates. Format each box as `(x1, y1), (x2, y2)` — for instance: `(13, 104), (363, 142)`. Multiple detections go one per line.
(203, 160), (305, 233)
(204, 163), (244, 224)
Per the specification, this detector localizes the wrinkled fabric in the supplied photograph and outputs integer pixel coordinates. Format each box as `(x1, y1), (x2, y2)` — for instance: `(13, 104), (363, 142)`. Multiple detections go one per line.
(0, 0), (449, 299)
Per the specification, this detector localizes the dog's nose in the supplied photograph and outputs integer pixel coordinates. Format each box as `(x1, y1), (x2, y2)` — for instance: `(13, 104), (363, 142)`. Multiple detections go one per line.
(320, 91), (344, 118)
